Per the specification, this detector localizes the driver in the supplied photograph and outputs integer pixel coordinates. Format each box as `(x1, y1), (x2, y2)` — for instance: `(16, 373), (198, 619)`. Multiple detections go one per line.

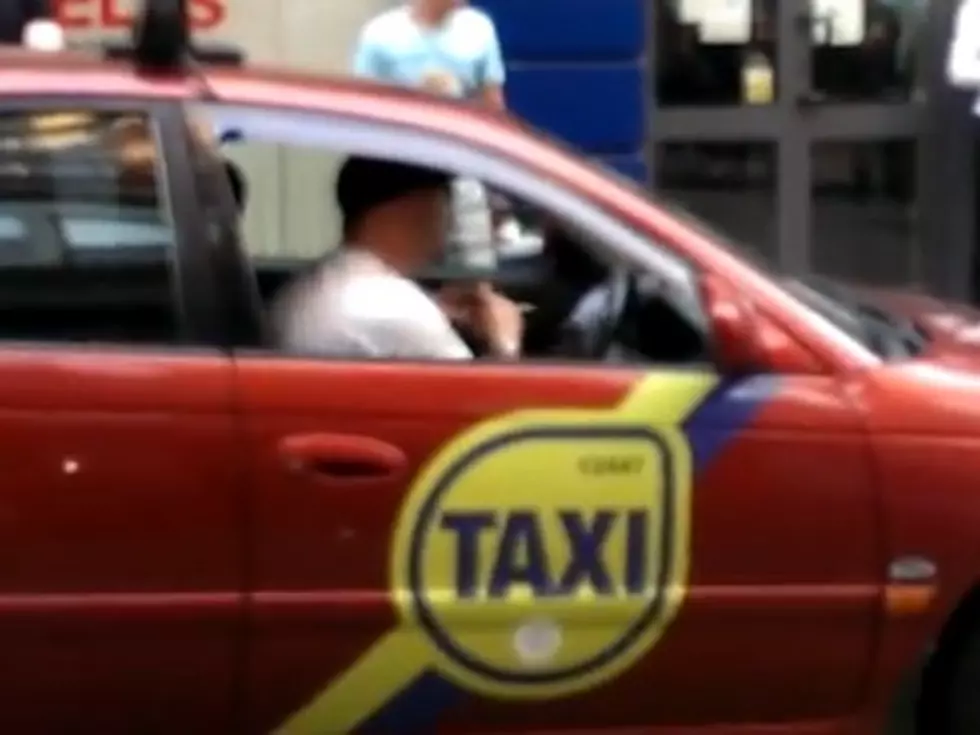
(270, 155), (523, 360)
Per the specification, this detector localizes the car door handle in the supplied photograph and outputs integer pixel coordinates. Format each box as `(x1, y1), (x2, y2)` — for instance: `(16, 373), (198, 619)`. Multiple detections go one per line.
(278, 433), (407, 480)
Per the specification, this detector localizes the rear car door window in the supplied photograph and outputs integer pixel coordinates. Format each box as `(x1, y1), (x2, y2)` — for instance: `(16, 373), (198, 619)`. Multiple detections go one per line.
(0, 107), (180, 344)
(0, 103), (242, 733)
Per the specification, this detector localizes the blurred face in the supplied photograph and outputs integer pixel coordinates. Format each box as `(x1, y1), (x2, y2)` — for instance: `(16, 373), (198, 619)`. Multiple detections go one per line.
(416, 0), (457, 20)
(400, 187), (451, 264)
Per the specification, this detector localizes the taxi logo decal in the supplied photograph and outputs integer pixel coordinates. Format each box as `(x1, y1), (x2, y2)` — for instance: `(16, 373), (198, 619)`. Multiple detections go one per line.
(405, 426), (676, 693)
(277, 374), (777, 735)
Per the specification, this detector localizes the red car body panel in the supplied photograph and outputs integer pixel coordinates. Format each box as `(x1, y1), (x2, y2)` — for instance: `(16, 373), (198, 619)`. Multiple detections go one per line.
(236, 360), (881, 734)
(0, 47), (974, 735)
(0, 348), (241, 733)
(238, 361), (639, 733)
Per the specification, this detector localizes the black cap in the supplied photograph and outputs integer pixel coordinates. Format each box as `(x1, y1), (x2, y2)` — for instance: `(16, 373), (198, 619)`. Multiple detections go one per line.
(336, 155), (451, 229)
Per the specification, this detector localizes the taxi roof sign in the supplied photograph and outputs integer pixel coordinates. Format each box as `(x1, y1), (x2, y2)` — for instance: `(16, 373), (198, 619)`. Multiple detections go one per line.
(133, 0), (189, 69)
(102, 0), (244, 70)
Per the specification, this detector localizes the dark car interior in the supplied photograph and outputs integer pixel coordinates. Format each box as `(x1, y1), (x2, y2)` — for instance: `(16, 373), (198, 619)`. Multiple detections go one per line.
(0, 263), (176, 344)
(249, 212), (707, 364)
(0, 196), (177, 345)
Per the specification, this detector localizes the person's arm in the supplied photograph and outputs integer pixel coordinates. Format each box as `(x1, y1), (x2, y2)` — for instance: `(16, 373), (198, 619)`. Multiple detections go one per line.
(378, 310), (475, 360)
(477, 15), (507, 110)
(948, 0), (980, 88)
(477, 289), (522, 358)
(398, 282), (524, 360)
(442, 282), (523, 359)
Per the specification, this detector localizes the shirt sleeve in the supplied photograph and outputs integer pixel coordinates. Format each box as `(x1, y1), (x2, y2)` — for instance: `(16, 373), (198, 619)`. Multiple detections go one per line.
(376, 312), (473, 360)
(352, 28), (388, 79)
(366, 283), (474, 360)
(948, 0), (980, 88)
(478, 16), (506, 87)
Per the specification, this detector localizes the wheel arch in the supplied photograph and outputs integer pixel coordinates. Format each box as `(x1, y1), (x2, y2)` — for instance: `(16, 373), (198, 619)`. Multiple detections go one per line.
(911, 581), (980, 734)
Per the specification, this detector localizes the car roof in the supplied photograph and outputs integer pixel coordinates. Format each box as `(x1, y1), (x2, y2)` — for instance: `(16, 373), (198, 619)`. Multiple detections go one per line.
(0, 44), (486, 107)
(0, 47), (541, 154)
(0, 46), (610, 207)
(0, 51), (571, 190)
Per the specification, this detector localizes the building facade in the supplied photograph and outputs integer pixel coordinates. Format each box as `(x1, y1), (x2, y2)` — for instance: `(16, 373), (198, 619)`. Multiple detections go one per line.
(651, 0), (975, 300)
(59, 0), (979, 299)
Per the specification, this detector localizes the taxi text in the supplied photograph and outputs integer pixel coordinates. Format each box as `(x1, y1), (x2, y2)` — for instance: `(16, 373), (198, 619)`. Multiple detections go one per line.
(439, 509), (651, 599)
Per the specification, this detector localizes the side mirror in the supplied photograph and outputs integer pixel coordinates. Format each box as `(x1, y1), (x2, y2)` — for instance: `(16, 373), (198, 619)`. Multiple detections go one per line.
(700, 273), (766, 373)
(219, 129), (245, 144)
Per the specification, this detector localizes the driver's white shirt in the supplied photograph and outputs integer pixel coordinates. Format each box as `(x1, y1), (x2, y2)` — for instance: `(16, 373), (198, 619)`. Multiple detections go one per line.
(270, 248), (473, 360)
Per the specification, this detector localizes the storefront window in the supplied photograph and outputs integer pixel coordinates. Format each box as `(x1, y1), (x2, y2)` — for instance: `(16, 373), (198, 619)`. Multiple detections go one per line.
(656, 0), (928, 107)
(657, 0), (779, 106)
(811, 0), (928, 102)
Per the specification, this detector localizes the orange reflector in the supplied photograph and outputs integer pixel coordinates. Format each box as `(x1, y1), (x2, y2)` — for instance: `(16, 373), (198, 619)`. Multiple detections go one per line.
(885, 584), (936, 617)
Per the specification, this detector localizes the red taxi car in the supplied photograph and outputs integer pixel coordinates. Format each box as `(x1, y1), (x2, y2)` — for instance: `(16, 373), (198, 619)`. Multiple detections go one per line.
(2, 2), (980, 734)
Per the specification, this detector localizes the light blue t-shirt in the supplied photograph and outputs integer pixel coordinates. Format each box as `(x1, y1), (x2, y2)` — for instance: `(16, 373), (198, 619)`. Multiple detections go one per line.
(352, 5), (506, 99)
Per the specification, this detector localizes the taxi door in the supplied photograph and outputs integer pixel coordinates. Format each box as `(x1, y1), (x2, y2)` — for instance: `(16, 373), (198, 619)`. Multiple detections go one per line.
(237, 359), (879, 734)
(0, 98), (243, 733)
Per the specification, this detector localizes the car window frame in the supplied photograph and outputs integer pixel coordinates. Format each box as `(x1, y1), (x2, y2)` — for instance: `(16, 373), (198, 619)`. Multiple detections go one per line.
(0, 95), (224, 350)
(197, 102), (712, 362)
(172, 105), (264, 348)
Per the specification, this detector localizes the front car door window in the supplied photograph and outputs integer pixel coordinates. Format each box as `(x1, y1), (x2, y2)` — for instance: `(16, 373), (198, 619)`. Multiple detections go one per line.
(193, 101), (709, 365)
(0, 101), (242, 733)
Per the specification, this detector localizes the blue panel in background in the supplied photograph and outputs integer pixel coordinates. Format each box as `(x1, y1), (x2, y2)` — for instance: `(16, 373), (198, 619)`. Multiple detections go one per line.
(506, 64), (644, 154)
(470, 0), (651, 188)
(473, 0), (645, 61)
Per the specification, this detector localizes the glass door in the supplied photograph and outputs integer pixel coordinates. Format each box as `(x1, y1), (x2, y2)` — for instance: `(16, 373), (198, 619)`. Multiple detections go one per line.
(652, 0), (961, 292)
(653, 0), (786, 265)
(800, 0), (928, 286)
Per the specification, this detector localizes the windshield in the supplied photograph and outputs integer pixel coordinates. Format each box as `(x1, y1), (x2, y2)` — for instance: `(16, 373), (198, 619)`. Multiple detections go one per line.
(526, 127), (926, 359)
(784, 274), (930, 358)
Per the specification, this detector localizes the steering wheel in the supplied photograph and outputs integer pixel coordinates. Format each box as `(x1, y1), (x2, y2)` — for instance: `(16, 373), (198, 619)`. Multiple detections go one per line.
(559, 269), (635, 360)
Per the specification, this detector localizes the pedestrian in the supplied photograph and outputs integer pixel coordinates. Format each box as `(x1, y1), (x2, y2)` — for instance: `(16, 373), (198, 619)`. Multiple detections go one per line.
(353, 0), (507, 110)
(1, 0), (64, 50)
(352, 0), (513, 273)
